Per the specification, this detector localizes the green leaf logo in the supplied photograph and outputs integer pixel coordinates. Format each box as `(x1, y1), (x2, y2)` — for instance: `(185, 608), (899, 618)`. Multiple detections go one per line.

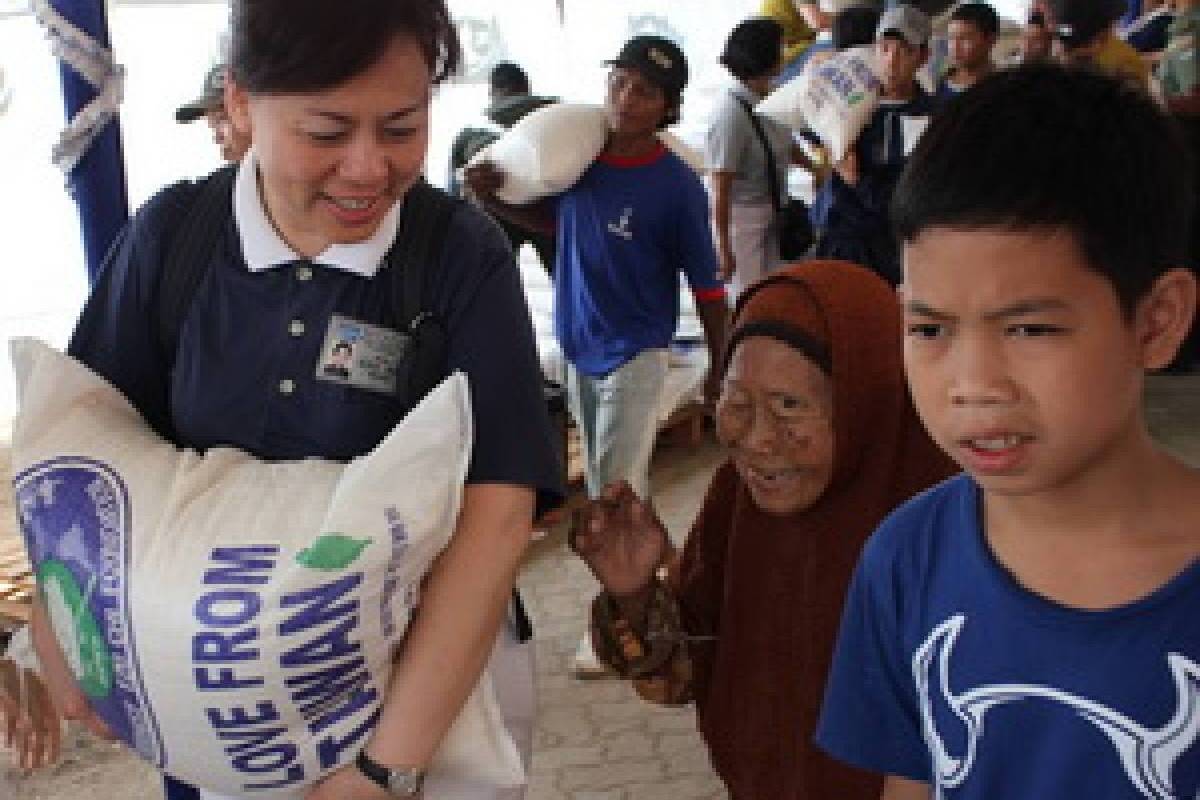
(296, 534), (372, 570)
(847, 92), (864, 106)
(37, 560), (113, 699)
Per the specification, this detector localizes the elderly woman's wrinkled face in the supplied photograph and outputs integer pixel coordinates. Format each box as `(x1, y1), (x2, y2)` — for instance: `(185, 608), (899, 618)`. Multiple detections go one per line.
(716, 336), (836, 515)
(225, 34), (431, 258)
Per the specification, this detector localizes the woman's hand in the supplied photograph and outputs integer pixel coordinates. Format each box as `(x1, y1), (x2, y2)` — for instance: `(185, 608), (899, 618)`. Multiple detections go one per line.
(0, 657), (62, 770)
(461, 161), (506, 201)
(28, 600), (113, 742)
(570, 481), (670, 599)
(305, 763), (399, 800)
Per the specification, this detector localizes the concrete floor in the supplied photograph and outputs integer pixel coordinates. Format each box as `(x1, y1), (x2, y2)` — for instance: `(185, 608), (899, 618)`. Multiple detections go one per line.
(3, 373), (1198, 799)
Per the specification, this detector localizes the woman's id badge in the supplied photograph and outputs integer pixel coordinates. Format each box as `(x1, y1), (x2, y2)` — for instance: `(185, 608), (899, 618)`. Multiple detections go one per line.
(316, 314), (410, 394)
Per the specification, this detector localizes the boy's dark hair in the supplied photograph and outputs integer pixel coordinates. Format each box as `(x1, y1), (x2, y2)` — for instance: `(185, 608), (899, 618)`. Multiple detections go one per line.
(229, 0), (461, 93)
(832, 7), (883, 51)
(893, 63), (1193, 315)
(949, 2), (999, 37)
(720, 17), (784, 81)
(489, 62), (530, 95)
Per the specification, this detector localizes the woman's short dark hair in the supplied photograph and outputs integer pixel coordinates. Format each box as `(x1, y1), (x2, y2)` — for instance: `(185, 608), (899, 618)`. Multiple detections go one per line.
(229, 0), (461, 93)
(720, 18), (784, 82)
(893, 63), (1194, 316)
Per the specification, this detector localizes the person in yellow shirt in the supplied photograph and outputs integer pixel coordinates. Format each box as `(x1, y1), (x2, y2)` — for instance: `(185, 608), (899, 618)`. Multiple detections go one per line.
(760, 0), (816, 83)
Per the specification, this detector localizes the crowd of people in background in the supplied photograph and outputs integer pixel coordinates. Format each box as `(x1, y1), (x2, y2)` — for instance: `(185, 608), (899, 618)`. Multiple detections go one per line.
(3, 1), (1199, 799)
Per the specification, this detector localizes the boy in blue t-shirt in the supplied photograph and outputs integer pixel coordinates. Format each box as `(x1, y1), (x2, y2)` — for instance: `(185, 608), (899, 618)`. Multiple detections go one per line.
(816, 64), (1200, 799)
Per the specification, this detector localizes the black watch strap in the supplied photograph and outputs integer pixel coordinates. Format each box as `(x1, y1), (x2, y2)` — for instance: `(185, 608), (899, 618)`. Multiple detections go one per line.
(355, 750), (424, 796)
(355, 749), (390, 788)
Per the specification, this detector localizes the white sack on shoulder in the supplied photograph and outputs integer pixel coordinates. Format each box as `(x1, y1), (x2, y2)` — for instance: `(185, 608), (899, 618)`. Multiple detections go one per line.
(469, 103), (703, 205)
(657, 130), (705, 174)
(469, 103), (608, 205)
(758, 45), (883, 163)
(8, 338), (523, 798)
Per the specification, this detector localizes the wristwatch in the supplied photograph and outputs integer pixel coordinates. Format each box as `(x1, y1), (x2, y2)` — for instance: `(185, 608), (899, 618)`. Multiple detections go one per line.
(355, 749), (425, 796)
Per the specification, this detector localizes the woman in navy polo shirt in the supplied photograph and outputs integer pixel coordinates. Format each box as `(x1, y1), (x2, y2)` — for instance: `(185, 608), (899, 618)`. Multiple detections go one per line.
(33, 1), (563, 798)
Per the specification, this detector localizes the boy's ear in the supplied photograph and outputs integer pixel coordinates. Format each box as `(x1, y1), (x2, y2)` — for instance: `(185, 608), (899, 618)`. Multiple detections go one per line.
(1135, 268), (1198, 370)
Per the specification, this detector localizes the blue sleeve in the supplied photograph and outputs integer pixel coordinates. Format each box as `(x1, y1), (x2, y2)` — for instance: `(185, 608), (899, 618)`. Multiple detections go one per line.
(437, 206), (566, 515)
(815, 524), (931, 781)
(673, 168), (721, 293)
(66, 185), (191, 440)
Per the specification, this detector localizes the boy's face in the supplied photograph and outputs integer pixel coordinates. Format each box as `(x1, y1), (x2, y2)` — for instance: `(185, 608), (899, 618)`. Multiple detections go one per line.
(876, 35), (926, 96)
(947, 20), (994, 71)
(901, 228), (1151, 497)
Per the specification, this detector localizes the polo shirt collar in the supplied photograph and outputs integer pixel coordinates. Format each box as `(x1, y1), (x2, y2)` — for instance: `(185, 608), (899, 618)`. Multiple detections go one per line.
(232, 148), (402, 277)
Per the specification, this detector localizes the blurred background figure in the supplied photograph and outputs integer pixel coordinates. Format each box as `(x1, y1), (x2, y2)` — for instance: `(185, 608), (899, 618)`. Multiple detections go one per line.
(1049, 0), (1150, 86)
(174, 63), (249, 163)
(449, 62), (558, 276)
(938, 2), (999, 101)
(1016, 9), (1056, 63)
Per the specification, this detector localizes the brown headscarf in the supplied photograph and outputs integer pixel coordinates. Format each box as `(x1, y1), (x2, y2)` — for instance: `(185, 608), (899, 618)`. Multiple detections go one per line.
(672, 261), (955, 800)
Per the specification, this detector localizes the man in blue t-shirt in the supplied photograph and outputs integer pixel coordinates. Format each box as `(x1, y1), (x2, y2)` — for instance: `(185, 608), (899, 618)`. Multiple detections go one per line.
(466, 35), (729, 502)
(815, 65), (1200, 799)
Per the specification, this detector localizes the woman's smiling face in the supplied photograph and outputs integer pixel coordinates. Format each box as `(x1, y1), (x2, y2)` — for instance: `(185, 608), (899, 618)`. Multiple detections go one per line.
(225, 34), (431, 258)
(716, 336), (836, 515)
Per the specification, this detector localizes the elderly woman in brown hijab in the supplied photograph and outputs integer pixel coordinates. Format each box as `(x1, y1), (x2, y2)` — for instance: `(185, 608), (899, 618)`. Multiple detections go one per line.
(571, 260), (955, 799)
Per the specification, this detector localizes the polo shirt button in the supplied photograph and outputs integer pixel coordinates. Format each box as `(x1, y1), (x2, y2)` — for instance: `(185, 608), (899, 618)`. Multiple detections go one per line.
(289, 319), (306, 337)
(279, 378), (296, 395)
(296, 264), (314, 282)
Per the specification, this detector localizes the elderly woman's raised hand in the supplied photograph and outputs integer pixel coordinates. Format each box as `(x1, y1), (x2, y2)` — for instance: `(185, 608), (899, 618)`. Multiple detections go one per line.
(570, 481), (671, 599)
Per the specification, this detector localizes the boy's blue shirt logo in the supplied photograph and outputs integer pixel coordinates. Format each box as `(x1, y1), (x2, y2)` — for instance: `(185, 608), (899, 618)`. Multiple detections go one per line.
(915, 614), (1200, 799)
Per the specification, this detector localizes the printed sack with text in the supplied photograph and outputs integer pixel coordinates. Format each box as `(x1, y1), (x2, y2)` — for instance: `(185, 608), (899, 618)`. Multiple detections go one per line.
(758, 45), (883, 163)
(8, 338), (523, 798)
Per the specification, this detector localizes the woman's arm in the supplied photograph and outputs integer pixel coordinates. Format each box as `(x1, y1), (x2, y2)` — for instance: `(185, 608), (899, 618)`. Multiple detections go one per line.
(881, 775), (932, 800)
(307, 482), (534, 799)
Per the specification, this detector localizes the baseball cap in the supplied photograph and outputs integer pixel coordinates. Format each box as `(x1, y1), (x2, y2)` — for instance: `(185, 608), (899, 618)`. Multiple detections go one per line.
(604, 35), (688, 95)
(1051, 0), (1121, 49)
(876, 5), (933, 48)
(175, 64), (227, 123)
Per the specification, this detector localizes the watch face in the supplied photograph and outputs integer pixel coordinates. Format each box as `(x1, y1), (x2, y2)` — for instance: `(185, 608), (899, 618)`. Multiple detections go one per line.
(387, 768), (423, 796)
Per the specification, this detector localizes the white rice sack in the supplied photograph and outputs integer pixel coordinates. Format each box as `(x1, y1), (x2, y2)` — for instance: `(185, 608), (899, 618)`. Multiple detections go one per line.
(758, 45), (883, 163)
(657, 130), (705, 174)
(469, 103), (704, 204)
(8, 338), (523, 798)
(469, 103), (608, 205)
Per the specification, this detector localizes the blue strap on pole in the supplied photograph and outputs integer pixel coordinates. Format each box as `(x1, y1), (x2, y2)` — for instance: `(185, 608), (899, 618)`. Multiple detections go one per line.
(36, 0), (130, 285)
